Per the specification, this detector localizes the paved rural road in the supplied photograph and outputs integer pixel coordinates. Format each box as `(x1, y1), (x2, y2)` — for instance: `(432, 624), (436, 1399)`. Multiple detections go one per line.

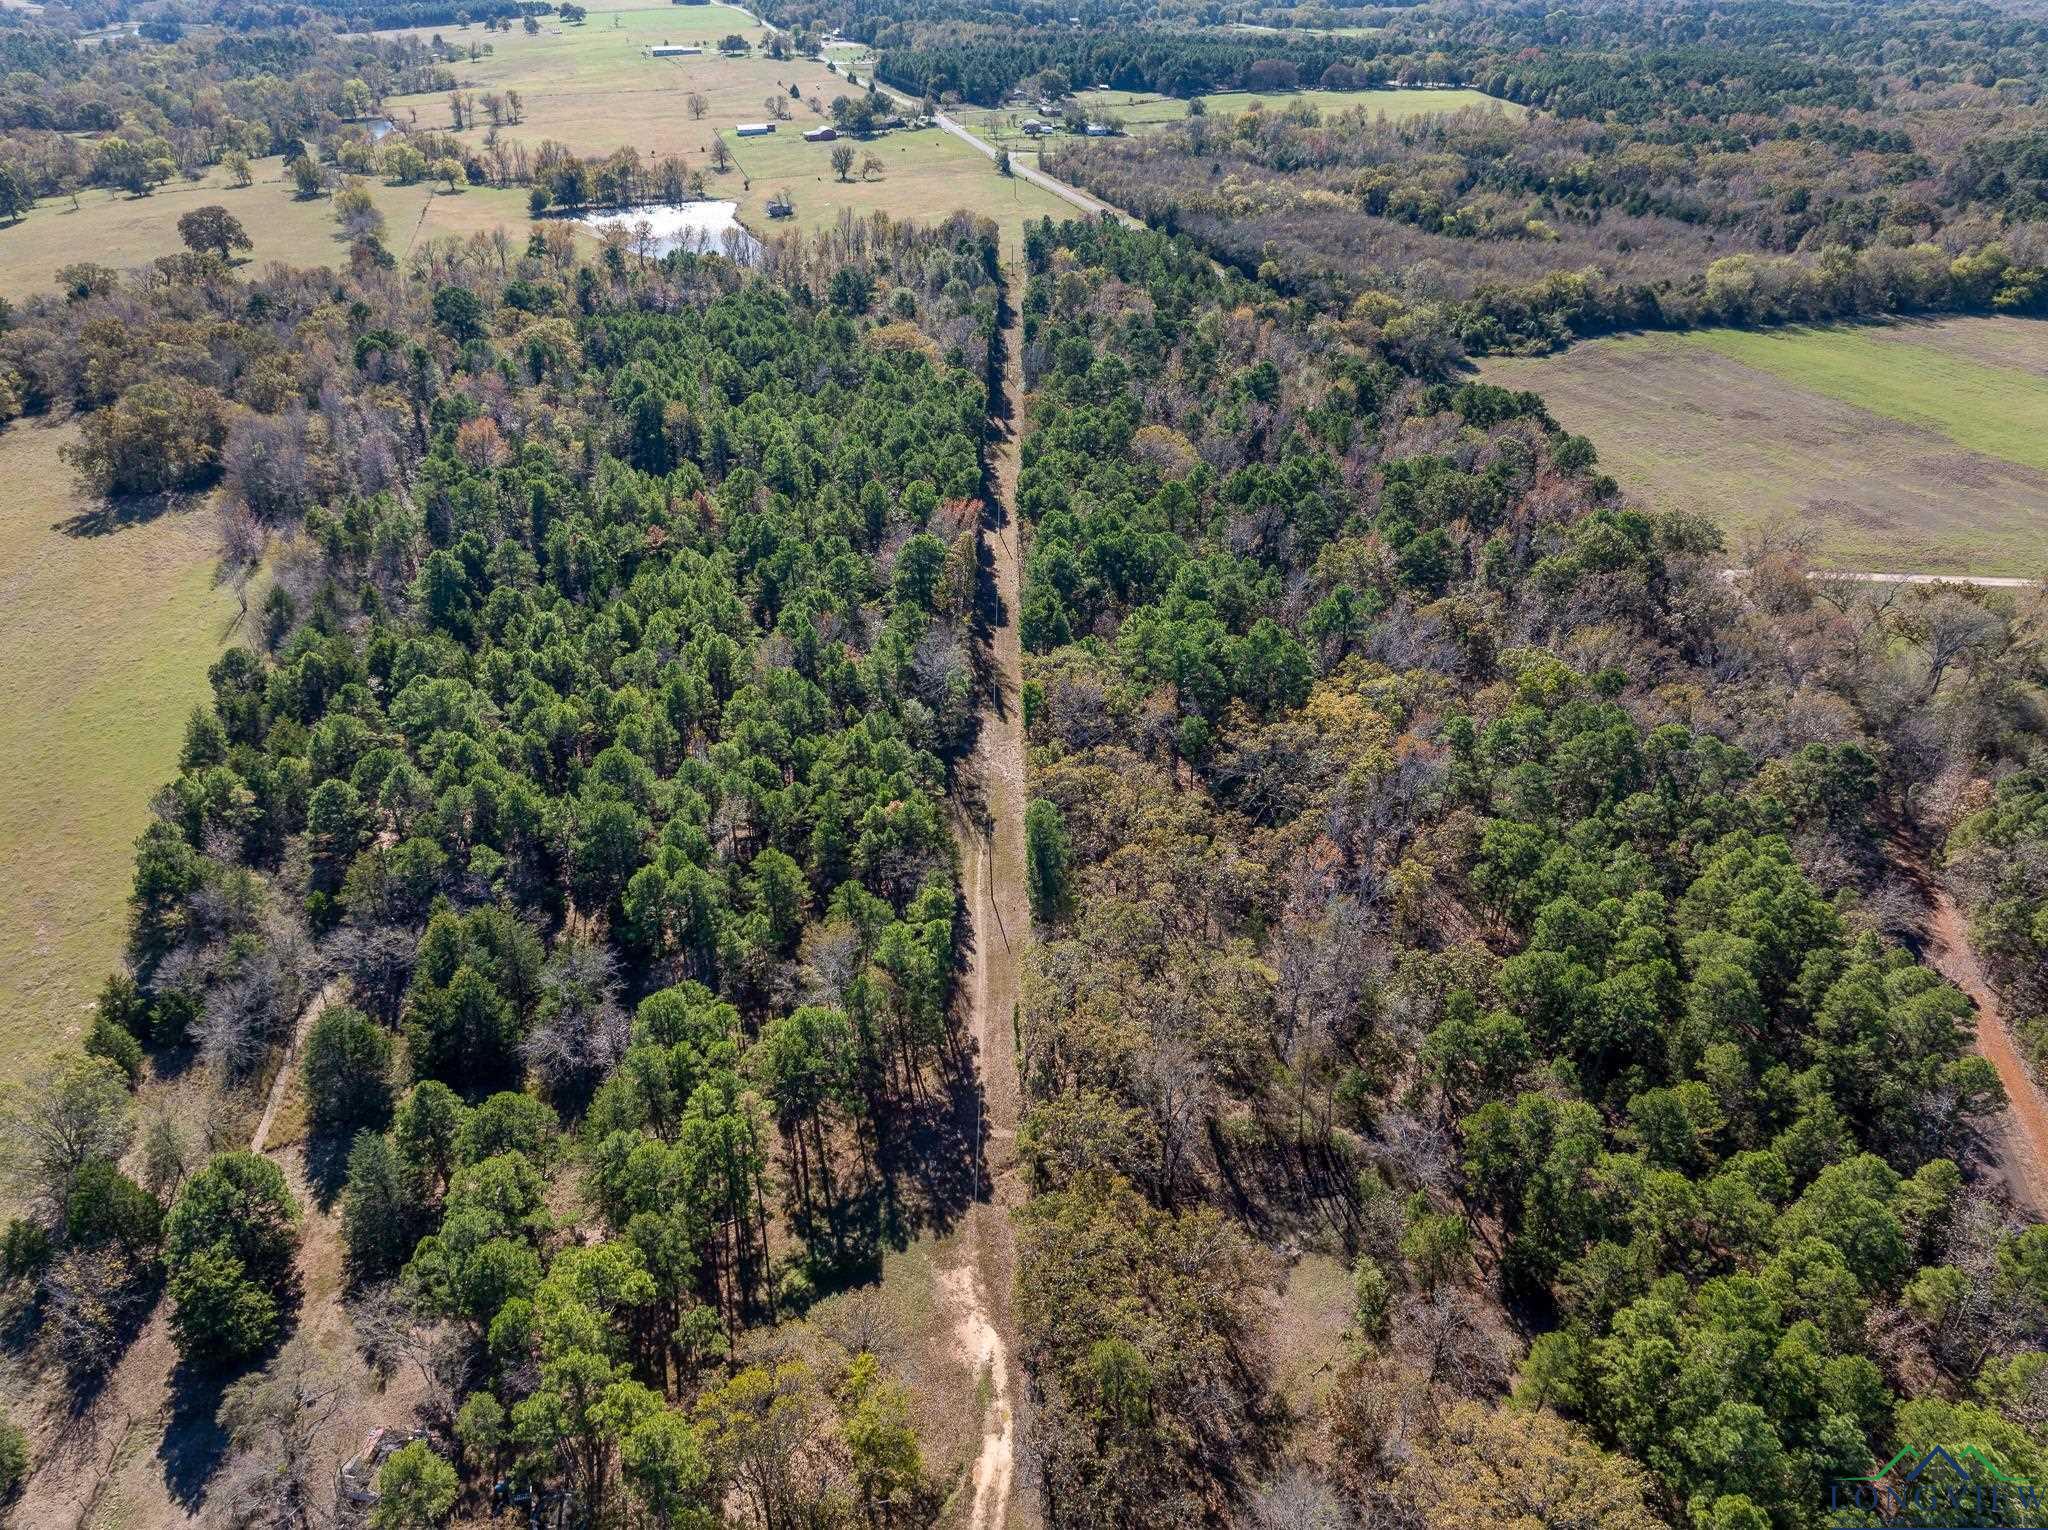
(854, 70), (1139, 225)
(928, 113), (1137, 224)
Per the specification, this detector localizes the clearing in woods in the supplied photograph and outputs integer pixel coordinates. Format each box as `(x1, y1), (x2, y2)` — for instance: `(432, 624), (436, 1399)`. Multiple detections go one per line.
(0, 155), (539, 302)
(0, 421), (234, 1089)
(1478, 316), (2048, 577)
(937, 273), (1031, 1530)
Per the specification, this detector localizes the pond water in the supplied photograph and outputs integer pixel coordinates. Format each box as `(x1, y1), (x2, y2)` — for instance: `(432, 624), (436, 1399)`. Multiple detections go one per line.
(577, 201), (761, 262)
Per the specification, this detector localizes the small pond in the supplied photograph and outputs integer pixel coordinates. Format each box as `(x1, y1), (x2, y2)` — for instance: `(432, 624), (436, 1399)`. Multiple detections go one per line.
(577, 201), (762, 262)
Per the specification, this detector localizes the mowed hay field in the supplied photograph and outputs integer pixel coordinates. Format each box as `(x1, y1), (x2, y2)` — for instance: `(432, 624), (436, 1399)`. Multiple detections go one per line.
(379, 4), (837, 167)
(0, 422), (235, 1085)
(0, 154), (538, 301)
(379, 3), (1070, 253)
(1480, 317), (2048, 576)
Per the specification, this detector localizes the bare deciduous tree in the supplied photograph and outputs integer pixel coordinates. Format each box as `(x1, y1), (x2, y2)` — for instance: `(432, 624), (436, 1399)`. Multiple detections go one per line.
(521, 942), (629, 1100)
(351, 1283), (471, 1426)
(210, 1335), (357, 1529)
(42, 1246), (154, 1382)
(1247, 1465), (1355, 1530)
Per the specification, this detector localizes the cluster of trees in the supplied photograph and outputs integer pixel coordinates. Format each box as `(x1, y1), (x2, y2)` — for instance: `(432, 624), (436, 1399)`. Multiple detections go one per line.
(809, 0), (2048, 353)
(1006, 214), (2048, 1525)
(0, 1032), (304, 1382)
(1046, 74), (2048, 353)
(838, 0), (2048, 125)
(0, 20), (449, 192)
(0, 206), (1013, 1519)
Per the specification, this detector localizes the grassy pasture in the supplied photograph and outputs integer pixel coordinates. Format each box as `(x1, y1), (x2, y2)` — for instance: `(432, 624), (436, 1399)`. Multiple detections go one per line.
(0, 421), (236, 1086)
(1850, 312), (2048, 384)
(378, 2), (846, 161)
(1479, 317), (2048, 576)
(381, 7), (1069, 253)
(0, 154), (537, 301)
(722, 124), (1070, 257)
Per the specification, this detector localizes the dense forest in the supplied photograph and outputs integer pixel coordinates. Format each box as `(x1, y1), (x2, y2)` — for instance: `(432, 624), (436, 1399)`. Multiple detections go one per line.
(0, 210), (1015, 1522)
(1007, 216), (2048, 1524)
(858, 0), (2048, 115)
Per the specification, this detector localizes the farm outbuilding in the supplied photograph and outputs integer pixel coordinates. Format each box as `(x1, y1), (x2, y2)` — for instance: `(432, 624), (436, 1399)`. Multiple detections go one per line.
(803, 125), (837, 141)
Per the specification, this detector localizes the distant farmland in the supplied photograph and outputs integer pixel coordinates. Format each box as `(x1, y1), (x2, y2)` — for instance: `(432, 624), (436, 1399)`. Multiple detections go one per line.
(1479, 317), (2048, 577)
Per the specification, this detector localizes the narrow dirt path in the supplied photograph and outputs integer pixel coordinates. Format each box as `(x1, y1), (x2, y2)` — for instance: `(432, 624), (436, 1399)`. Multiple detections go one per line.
(1922, 886), (2048, 1217)
(250, 979), (339, 1155)
(940, 276), (1032, 1530)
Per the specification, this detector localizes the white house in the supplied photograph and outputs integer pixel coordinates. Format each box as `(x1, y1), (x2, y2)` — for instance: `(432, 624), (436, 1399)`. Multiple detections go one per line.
(735, 122), (776, 136)
(649, 44), (702, 55)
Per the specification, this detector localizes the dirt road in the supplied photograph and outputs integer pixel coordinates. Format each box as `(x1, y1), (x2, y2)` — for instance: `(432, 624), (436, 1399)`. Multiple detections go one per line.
(1923, 887), (2048, 1217)
(939, 278), (1032, 1530)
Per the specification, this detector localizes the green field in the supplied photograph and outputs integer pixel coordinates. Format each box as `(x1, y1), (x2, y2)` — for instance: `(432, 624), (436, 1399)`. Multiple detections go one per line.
(1480, 317), (2048, 575)
(0, 155), (538, 301)
(381, 0), (764, 102)
(1690, 325), (2048, 473)
(0, 422), (235, 1084)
